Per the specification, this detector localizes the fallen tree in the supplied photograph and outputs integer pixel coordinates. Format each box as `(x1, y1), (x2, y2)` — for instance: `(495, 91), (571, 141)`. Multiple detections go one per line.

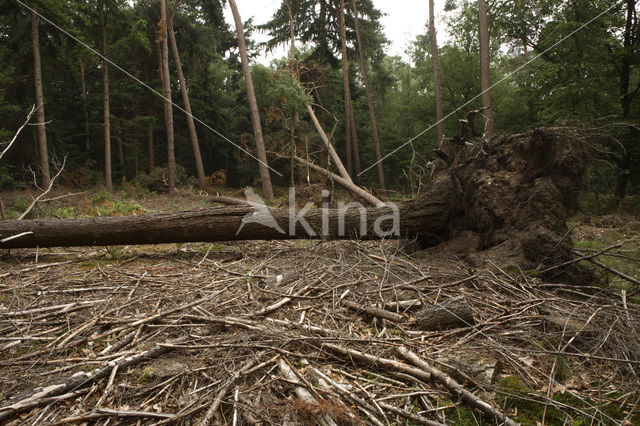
(0, 127), (589, 270)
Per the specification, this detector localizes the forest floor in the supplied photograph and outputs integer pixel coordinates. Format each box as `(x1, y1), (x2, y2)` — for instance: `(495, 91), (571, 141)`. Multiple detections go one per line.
(0, 187), (639, 425)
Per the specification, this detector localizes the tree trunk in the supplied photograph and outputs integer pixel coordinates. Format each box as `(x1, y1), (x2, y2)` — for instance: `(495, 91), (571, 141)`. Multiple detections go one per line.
(31, 9), (51, 188)
(229, 0), (275, 203)
(338, 0), (354, 178)
(352, 0), (385, 191)
(306, 105), (352, 183)
(477, 0), (494, 138)
(429, 0), (445, 149)
(159, 0), (176, 194)
(79, 58), (90, 151)
(99, 0), (112, 192)
(613, 0), (636, 205)
(167, 2), (206, 189)
(147, 126), (154, 174)
(0, 201), (436, 249)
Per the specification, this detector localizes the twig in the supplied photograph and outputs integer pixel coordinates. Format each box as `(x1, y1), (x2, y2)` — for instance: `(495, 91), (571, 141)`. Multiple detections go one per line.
(582, 256), (640, 287)
(342, 299), (404, 322)
(0, 338), (186, 421)
(321, 343), (431, 383)
(199, 357), (259, 425)
(0, 105), (35, 161)
(396, 346), (517, 426)
(540, 242), (624, 274)
(18, 155), (67, 220)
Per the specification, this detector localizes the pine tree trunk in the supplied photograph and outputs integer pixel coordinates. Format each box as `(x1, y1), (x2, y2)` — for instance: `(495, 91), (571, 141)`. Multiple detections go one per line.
(31, 9), (51, 188)
(228, 0), (275, 203)
(159, 0), (176, 194)
(99, 0), (112, 192)
(429, 0), (445, 149)
(79, 58), (90, 151)
(167, 3), (206, 189)
(338, 0), (354, 179)
(613, 0), (636, 206)
(352, 0), (385, 191)
(477, 0), (494, 138)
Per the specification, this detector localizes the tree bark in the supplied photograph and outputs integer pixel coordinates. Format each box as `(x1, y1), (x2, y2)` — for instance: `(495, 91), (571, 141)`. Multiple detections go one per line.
(338, 0), (354, 178)
(31, 9), (51, 188)
(159, 0), (176, 194)
(613, 0), (636, 205)
(79, 58), (90, 151)
(99, 0), (112, 192)
(229, 0), (275, 203)
(352, 0), (385, 191)
(0, 202), (441, 249)
(167, 1), (206, 189)
(415, 296), (475, 331)
(429, 0), (445, 149)
(477, 0), (494, 138)
(306, 105), (352, 183)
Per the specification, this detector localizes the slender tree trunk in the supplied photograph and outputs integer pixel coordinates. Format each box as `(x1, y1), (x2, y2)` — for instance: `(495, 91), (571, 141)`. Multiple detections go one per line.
(99, 0), (112, 192)
(144, 62), (155, 174)
(338, 0), (354, 178)
(159, 0), (176, 194)
(477, 0), (494, 138)
(352, 0), (385, 191)
(285, 0), (298, 186)
(429, 0), (445, 149)
(147, 127), (154, 174)
(116, 122), (124, 172)
(31, 9), (51, 188)
(614, 0), (636, 205)
(228, 0), (275, 203)
(167, 2), (206, 189)
(79, 58), (90, 152)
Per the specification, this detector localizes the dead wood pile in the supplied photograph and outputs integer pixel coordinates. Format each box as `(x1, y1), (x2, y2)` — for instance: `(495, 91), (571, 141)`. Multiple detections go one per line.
(1, 240), (638, 424)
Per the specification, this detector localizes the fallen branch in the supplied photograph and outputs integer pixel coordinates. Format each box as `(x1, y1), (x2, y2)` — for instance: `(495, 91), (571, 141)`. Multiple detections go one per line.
(321, 342), (431, 383)
(18, 155), (67, 220)
(0, 338), (186, 421)
(50, 408), (175, 425)
(581, 256), (640, 287)
(0, 105), (35, 161)
(396, 346), (517, 426)
(306, 104), (352, 183)
(540, 242), (624, 274)
(289, 154), (383, 207)
(199, 355), (276, 425)
(279, 358), (338, 426)
(342, 299), (404, 322)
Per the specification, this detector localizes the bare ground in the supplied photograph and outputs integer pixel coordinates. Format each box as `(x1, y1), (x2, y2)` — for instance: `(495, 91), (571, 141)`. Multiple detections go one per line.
(0, 189), (639, 425)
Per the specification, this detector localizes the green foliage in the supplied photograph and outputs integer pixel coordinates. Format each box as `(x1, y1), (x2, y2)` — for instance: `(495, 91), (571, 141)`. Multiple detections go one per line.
(53, 205), (77, 218)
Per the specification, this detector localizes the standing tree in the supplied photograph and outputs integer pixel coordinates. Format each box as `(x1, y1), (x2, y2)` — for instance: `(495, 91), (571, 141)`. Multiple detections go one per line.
(352, 0), (385, 190)
(228, 0), (275, 203)
(99, 0), (112, 192)
(31, 9), (51, 188)
(477, 0), (494, 137)
(429, 0), (445, 149)
(167, 0), (206, 189)
(614, 0), (637, 204)
(338, 0), (360, 180)
(159, 0), (176, 194)
(79, 58), (90, 151)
